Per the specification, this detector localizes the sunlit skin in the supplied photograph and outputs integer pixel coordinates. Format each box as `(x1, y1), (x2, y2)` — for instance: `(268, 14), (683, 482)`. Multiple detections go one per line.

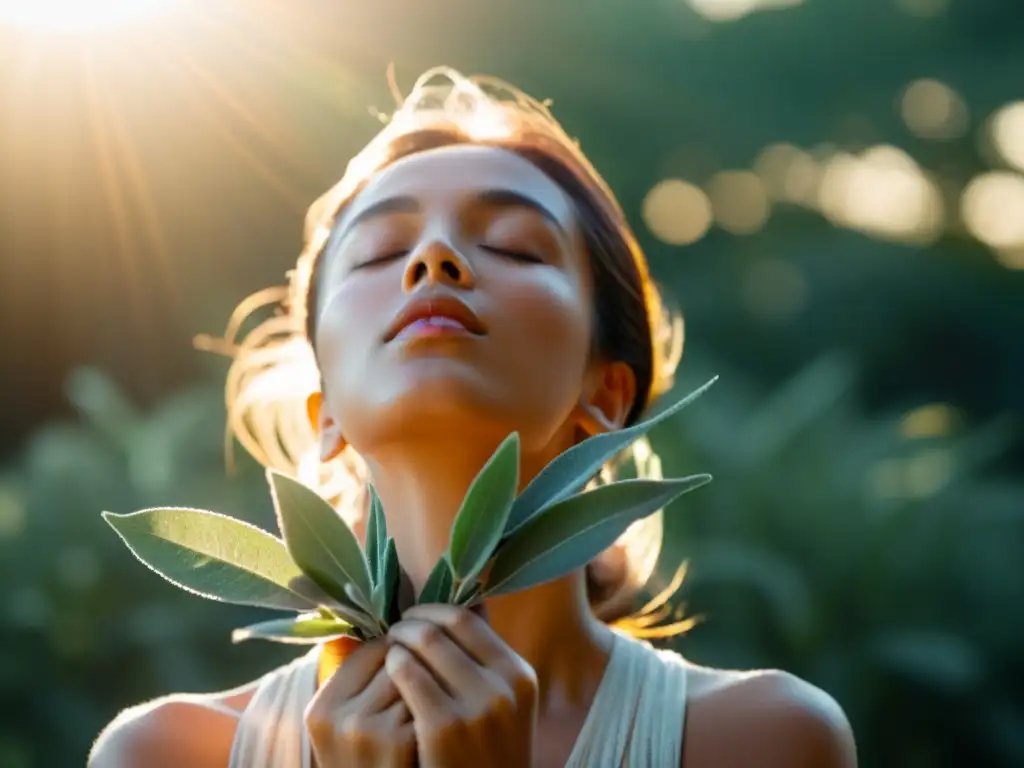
(89, 146), (857, 768)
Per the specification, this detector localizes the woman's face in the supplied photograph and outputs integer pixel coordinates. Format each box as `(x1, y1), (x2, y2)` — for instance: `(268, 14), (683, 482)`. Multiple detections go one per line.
(313, 144), (606, 456)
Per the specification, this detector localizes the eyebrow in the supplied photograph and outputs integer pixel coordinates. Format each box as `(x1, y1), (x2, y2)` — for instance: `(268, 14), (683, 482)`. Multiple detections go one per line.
(341, 188), (566, 234)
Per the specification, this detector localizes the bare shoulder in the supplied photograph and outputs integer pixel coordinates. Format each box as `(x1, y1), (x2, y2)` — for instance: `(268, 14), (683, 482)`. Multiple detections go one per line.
(87, 682), (258, 768)
(681, 663), (857, 768)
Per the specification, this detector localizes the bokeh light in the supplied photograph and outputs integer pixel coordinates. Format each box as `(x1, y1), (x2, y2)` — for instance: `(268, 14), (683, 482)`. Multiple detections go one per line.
(901, 403), (958, 439)
(900, 79), (969, 140)
(754, 143), (821, 205)
(687, 0), (803, 22)
(870, 448), (953, 500)
(994, 247), (1024, 270)
(960, 171), (1024, 252)
(707, 170), (771, 234)
(988, 101), (1024, 172)
(817, 145), (944, 243)
(642, 178), (713, 245)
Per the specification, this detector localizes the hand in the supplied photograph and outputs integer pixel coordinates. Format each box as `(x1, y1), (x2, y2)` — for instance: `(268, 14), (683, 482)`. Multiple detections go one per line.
(305, 639), (416, 767)
(386, 604), (538, 768)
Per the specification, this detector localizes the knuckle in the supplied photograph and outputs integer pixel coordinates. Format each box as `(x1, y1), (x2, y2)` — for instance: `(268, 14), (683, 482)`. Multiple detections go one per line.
(303, 701), (332, 741)
(386, 652), (413, 682)
(450, 607), (476, 633)
(387, 702), (411, 727)
(490, 689), (517, 718)
(510, 666), (539, 703)
(418, 622), (446, 649)
(338, 711), (368, 736)
(337, 714), (385, 756)
(304, 714), (331, 743)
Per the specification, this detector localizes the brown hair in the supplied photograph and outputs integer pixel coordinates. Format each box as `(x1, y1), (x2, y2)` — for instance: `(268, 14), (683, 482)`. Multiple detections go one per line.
(199, 68), (688, 631)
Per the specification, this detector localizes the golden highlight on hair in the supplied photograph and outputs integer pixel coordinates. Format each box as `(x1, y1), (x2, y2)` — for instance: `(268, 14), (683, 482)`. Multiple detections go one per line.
(196, 67), (688, 633)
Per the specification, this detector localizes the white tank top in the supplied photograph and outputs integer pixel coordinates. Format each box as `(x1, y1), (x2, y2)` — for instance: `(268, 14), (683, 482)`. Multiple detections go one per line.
(221, 630), (689, 767)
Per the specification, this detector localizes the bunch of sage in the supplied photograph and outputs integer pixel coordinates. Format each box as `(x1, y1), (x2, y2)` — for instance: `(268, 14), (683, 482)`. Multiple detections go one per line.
(103, 378), (715, 644)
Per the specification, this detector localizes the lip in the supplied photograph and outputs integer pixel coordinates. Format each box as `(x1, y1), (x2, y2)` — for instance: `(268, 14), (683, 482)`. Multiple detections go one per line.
(385, 294), (486, 343)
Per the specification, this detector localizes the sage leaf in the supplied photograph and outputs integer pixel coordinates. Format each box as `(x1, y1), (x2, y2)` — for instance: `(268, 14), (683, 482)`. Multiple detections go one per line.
(486, 475), (711, 596)
(505, 378), (717, 535)
(448, 432), (520, 583)
(366, 485), (387, 585)
(345, 582), (377, 616)
(373, 538), (399, 620)
(102, 508), (322, 611)
(418, 555), (454, 604)
(268, 470), (373, 607)
(371, 584), (386, 619)
(454, 578), (482, 605)
(322, 597), (381, 637)
(231, 614), (357, 645)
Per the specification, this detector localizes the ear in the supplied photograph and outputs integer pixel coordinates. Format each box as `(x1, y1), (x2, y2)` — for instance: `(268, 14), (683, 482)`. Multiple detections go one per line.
(576, 361), (637, 438)
(306, 392), (347, 462)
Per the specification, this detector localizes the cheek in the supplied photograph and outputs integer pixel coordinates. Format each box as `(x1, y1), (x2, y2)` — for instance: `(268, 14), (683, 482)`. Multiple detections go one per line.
(495, 271), (593, 382)
(313, 280), (387, 400)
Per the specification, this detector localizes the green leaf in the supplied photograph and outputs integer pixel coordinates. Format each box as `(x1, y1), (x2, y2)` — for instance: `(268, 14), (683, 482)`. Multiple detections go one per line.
(268, 470), (373, 608)
(365, 485), (387, 586)
(102, 508), (323, 611)
(231, 613), (358, 645)
(373, 537), (399, 620)
(344, 583), (378, 619)
(454, 578), (482, 605)
(505, 378), (717, 535)
(320, 596), (381, 637)
(485, 475), (711, 596)
(448, 432), (520, 583)
(418, 555), (454, 604)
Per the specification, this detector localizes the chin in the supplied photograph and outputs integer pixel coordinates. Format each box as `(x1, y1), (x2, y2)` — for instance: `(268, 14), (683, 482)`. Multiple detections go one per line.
(351, 374), (516, 445)
(337, 357), (576, 454)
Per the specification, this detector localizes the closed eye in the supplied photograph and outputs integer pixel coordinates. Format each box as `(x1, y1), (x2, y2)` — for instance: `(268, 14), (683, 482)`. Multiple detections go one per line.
(481, 245), (543, 264)
(353, 250), (408, 270)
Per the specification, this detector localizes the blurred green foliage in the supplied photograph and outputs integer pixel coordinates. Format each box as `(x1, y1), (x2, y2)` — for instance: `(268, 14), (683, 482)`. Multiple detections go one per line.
(0, 371), (295, 767)
(0, 361), (1020, 766)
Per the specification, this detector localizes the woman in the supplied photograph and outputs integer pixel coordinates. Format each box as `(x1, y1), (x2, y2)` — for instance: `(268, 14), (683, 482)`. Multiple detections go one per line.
(90, 68), (856, 767)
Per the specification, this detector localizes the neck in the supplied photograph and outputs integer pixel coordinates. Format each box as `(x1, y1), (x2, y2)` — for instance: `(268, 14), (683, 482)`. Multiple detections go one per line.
(342, 426), (612, 704)
(364, 427), (562, 589)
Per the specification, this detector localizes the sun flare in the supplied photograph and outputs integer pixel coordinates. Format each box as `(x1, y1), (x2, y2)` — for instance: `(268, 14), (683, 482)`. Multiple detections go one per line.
(0, 0), (170, 31)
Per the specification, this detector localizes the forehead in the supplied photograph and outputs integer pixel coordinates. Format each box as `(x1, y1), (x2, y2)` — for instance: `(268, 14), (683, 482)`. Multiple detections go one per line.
(339, 144), (577, 227)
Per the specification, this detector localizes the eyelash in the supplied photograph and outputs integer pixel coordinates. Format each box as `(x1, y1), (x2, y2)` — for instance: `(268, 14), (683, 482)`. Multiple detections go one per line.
(481, 245), (543, 264)
(353, 250), (408, 270)
(354, 245), (542, 270)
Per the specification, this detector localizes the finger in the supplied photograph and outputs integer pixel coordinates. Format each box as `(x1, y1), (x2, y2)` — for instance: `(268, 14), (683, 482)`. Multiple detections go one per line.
(388, 618), (489, 696)
(385, 644), (452, 726)
(317, 639), (388, 704)
(352, 665), (402, 713)
(378, 699), (413, 728)
(402, 604), (512, 671)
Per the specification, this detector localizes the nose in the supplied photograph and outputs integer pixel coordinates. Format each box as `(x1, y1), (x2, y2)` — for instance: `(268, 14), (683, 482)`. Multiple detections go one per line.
(402, 240), (475, 292)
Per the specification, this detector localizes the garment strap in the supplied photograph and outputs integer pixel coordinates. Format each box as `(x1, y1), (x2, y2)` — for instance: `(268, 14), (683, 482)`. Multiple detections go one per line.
(563, 631), (689, 767)
(228, 647), (319, 768)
